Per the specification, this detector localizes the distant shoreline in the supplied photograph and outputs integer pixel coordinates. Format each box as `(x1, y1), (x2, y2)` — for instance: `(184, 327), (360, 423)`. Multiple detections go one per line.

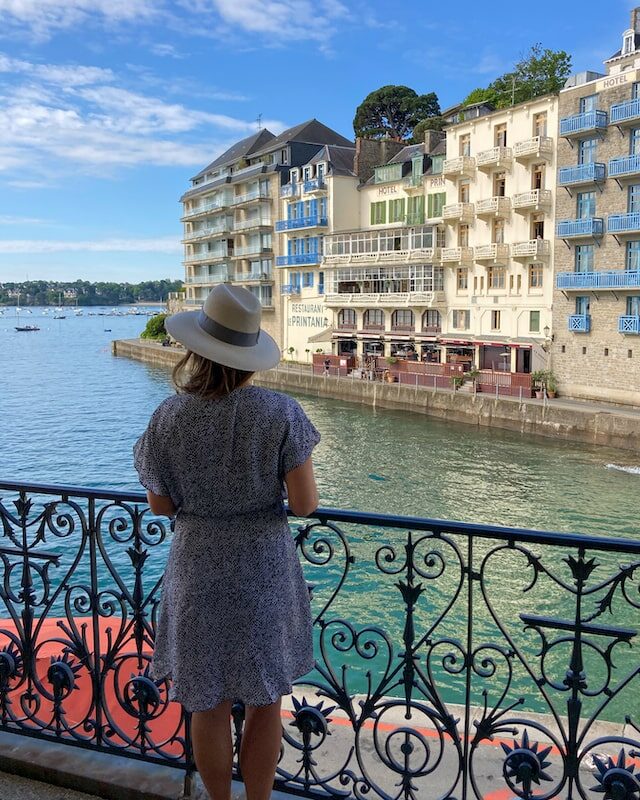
(0, 300), (167, 308)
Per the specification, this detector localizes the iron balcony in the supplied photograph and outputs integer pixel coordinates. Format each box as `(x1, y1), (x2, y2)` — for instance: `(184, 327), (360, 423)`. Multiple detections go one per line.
(607, 212), (640, 235)
(568, 313), (591, 332)
(556, 218), (604, 238)
(559, 110), (608, 137)
(276, 253), (321, 266)
(608, 153), (640, 179)
(558, 162), (606, 186)
(275, 216), (328, 232)
(610, 97), (640, 126)
(618, 314), (640, 333)
(556, 269), (640, 290)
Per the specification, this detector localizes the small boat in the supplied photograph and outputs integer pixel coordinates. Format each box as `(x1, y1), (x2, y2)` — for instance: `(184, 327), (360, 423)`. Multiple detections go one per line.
(54, 315), (66, 320)
(15, 324), (40, 332)
(104, 328), (112, 332)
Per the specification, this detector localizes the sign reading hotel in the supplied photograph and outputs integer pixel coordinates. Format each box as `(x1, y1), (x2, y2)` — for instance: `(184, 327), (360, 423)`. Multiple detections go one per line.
(377, 186), (398, 196)
(288, 302), (329, 329)
(595, 68), (639, 93)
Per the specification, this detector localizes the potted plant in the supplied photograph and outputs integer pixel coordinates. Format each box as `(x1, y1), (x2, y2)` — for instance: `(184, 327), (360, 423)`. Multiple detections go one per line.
(531, 370), (546, 399)
(465, 367), (481, 392)
(305, 348), (311, 362)
(287, 345), (295, 360)
(452, 374), (464, 391)
(386, 356), (398, 365)
(546, 371), (558, 399)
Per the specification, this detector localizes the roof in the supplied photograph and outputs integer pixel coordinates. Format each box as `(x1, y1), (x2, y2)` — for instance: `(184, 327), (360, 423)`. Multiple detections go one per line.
(386, 143), (424, 164)
(307, 144), (356, 176)
(190, 128), (275, 181)
(607, 34), (640, 60)
(249, 118), (353, 157)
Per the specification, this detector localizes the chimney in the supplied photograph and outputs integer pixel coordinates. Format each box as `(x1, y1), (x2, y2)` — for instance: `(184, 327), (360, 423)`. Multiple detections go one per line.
(423, 129), (445, 153)
(354, 138), (406, 184)
(632, 7), (640, 33)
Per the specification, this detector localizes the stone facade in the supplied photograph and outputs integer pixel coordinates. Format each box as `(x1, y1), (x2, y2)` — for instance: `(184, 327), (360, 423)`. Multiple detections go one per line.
(553, 15), (640, 405)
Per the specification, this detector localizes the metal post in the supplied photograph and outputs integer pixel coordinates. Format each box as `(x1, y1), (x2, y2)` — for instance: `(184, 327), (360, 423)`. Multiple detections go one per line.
(495, 383), (499, 400)
(519, 386), (523, 402)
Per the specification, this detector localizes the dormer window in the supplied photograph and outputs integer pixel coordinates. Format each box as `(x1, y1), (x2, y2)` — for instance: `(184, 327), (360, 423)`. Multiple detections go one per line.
(290, 168), (299, 183)
(623, 29), (636, 56)
(303, 165), (313, 181)
(317, 163), (326, 180)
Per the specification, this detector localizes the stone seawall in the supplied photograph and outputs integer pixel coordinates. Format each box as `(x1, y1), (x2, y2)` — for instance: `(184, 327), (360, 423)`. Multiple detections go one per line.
(112, 339), (640, 453)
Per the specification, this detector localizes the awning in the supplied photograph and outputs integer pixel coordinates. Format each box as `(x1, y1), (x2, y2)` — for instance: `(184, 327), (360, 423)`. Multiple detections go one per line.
(308, 326), (334, 342)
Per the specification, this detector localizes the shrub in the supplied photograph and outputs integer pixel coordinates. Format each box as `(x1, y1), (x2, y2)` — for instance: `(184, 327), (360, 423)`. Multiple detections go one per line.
(141, 313), (168, 341)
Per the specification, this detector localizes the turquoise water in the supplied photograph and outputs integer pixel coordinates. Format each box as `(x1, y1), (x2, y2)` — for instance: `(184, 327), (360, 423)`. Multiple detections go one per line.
(1, 307), (639, 723)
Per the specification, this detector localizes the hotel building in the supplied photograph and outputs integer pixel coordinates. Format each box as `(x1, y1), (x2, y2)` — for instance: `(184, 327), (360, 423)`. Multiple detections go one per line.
(322, 132), (447, 360)
(553, 7), (640, 406)
(178, 120), (352, 345)
(442, 95), (558, 374)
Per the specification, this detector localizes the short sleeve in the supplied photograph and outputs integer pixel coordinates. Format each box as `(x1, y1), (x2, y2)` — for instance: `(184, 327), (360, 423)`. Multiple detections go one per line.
(133, 411), (171, 497)
(280, 399), (321, 476)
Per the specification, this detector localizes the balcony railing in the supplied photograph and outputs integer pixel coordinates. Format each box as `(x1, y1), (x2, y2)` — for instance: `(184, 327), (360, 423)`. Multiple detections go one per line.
(608, 153), (640, 179)
(303, 178), (325, 193)
(618, 314), (640, 333)
(233, 245), (272, 257)
(511, 239), (551, 259)
(231, 190), (271, 205)
(475, 146), (512, 170)
(322, 248), (441, 266)
(512, 189), (553, 211)
(234, 218), (271, 231)
(184, 251), (230, 263)
(556, 218), (604, 238)
(607, 212), (640, 235)
(403, 175), (424, 190)
(324, 291), (444, 307)
(185, 269), (229, 284)
(181, 199), (231, 218)
(513, 135), (554, 160)
(441, 246), (473, 263)
(234, 271), (271, 282)
(183, 224), (231, 240)
(475, 196), (511, 217)
(474, 243), (509, 262)
(280, 284), (301, 295)
(280, 184), (299, 198)
(610, 97), (640, 126)
(0, 481), (639, 800)
(443, 202), (474, 223)
(559, 110), (608, 137)
(442, 156), (476, 176)
(275, 216), (328, 231)
(558, 162), (606, 186)
(568, 313), (591, 332)
(556, 269), (640, 290)
(276, 253), (321, 266)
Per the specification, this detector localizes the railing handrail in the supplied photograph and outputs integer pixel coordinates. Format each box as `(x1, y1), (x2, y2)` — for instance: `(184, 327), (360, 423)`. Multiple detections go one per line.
(1, 480), (639, 552)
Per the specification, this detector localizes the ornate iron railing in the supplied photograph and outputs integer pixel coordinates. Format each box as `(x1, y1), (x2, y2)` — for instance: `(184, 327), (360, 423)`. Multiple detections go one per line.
(0, 481), (639, 800)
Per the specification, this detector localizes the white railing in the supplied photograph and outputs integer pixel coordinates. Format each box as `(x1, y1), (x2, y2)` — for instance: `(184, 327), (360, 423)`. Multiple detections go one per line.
(474, 244), (510, 261)
(511, 239), (551, 258)
(443, 202), (474, 221)
(235, 271), (272, 281)
(324, 291), (445, 307)
(184, 251), (229, 263)
(442, 156), (476, 175)
(513, 136), (554, 158)
(475, 197), (511, 216)
(441, 247), (473, 263)
(233, 245), (272, 257)
(183, 225), (230, 240)
(234, 218), (271, 231)
(512, 189), (553, 209)
(231, 191), (271, 205)
(322, 248), (440, 266)
(476, 146), (512, 168)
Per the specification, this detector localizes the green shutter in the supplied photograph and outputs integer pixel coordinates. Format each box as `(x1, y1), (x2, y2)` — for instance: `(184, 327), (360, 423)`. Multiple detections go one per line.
(370, 203), (376, 225)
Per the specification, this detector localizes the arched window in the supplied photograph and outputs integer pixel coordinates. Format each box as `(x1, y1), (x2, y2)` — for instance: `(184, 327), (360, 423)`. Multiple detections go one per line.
(363, 308), (385, 329)
(337, 308), (357, 328)
(391, 309), (415, 330)
(422, 309), (441, 332)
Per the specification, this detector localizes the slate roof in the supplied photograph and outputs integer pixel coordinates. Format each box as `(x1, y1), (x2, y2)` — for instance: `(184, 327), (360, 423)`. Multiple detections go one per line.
(607, 34), (640, 60)
(189, 128), (275, 181)
(250, 118), (353, 157)
(307, 144), (356, 176)
(386, 143), (424, 164)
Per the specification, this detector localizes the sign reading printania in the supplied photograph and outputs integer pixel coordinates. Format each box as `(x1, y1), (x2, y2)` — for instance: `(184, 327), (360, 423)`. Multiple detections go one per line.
(288, 302), (329, 328)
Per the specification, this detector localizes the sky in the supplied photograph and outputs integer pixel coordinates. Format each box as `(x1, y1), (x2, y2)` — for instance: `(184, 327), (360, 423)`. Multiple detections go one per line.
(0, 0), (635, 283)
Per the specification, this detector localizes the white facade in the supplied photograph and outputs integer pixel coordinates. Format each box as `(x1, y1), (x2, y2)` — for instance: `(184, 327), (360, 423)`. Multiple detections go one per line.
(442, 95), (558, 372)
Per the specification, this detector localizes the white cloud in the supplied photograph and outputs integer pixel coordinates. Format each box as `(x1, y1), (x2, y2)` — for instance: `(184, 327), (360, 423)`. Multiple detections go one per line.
(0, 0), (157, 36)
(0, 53), (114, 85)
(0, 214), (48, 224)
(149, 42), (184, 59)
(0, 237), (181, 253)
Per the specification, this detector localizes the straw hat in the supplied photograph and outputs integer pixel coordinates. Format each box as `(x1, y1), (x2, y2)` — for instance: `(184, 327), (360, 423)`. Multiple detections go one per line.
(166, 285), (280, 371)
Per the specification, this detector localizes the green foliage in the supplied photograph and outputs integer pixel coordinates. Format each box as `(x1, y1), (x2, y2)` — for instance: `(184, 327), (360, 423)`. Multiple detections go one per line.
(353, 85), (440, 140)
(410, 116), (445, 144)
(0, 279), (183, 306)
(141, 313), (168, 341)
(462, 44), (572, 109)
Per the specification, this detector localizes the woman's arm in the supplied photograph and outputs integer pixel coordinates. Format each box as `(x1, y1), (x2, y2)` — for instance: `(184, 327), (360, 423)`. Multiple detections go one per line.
(285, 457), (319, 517)
(146, 490), (176, 518)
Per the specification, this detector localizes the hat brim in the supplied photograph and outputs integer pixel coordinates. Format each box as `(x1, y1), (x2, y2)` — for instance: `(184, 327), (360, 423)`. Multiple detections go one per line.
(166, 310), (281, 372)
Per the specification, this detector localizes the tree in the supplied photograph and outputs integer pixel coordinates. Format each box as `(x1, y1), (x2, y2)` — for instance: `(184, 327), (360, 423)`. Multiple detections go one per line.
(353, 85), (440, 141)
(141, 313), (168, 341)
(411, 116), (445, 144)
(462, 44), (572, 109)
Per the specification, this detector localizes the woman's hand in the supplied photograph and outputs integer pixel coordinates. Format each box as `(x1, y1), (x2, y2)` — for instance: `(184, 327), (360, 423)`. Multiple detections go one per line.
(284, 457), (319, 517)
(146, 490), (177, 517)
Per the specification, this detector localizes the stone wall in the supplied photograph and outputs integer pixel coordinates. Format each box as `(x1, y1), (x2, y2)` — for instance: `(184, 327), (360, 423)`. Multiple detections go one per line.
(353, 138), (406, 184)
(553, 69), (640, 405)
(113, 339), (640, 452)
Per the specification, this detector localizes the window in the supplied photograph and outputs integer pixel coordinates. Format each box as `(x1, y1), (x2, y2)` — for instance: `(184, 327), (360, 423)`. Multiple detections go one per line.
(281, 149), (288, 164)
(290, 168), (299, 183)
(459, 224), (469, 247)
(453, 309), (470, 329)
(411, 154), (423, 181)
(457, 268), (468, 290)
(575, 245), (594, 272)
(627, 296), (640, 316)
(408, 195), (426, 224)
(392, 309), (414, 329)
(629, 184), (640, 213)
(303, 271), (314, 288)
(459, 134), (471, 156)
(494, 172), (506, 197)
(494, 123), (507, 147)
(623, 30), (635, 56)
(318, 271), (324, 295)
(422, 309), (441, 330)
(491, 310), (501, 330)
(532, 164), (545, 190)
(370, 201), (386, 225)
(338, 308), (356, 327)
(374, 163), (403, 183)
(488, 267), (506, 289)
(364, 308), (385, 328)
(290, 271), (300, 289)
(532, 214), (545, 239)
(529, 310), (541, 332)
(631, 129), (640, 155)
(426, 193), (445, 219)
(389, 198), (406, 223)
(627, 241), (640, 270)
(578, 139), (597, 165)
(317, 163), (326, 180)
(430, 155), (444, 174)
(579, 95), (597, 113)
(459, 180), (470, 202)
(529, 264), (544, 288)
(576, 296), (590, 316)
(435, 227), (446, 248)
(576, 192), (596, 219)
(533, 113), (547, 137)
(303, 166), (312, 181)
(492, 219), (505, 244)
(634, 82), (640, 100)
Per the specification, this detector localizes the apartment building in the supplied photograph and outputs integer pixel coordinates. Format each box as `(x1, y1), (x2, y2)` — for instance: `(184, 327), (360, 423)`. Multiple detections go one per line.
(322, 132), (447, 360)
(442, 95), (558, 373)
(276, 145), (359, 359)
(553, 7), (640, 405)
(179, 120), (352, 346)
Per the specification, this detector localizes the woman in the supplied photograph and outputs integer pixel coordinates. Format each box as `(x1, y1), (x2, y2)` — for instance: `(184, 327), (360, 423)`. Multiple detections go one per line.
(133, 284), (320, 800)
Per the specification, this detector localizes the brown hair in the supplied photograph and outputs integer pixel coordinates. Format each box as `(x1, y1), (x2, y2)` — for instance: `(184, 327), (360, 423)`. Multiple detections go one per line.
(172, 350), (254, 399)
